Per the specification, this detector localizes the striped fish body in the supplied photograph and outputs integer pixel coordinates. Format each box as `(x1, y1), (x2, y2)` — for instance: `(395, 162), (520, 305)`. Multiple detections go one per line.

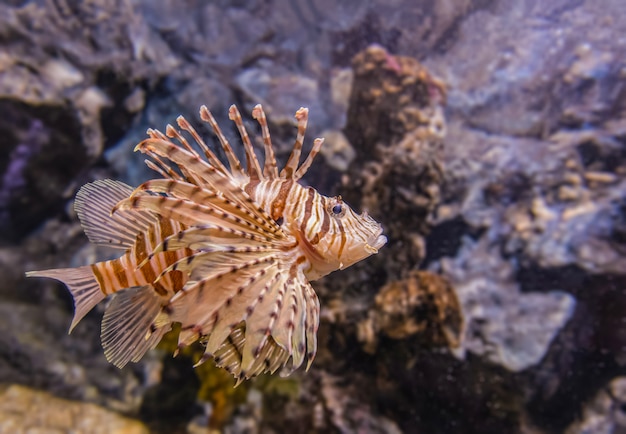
(95, 218), (189, 297)
(27, 180), (195, 368)
(27, 104), (386, 384)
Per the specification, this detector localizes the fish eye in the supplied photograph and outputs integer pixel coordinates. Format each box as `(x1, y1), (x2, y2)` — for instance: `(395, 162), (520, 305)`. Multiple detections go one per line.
(328, 197), (346, 217)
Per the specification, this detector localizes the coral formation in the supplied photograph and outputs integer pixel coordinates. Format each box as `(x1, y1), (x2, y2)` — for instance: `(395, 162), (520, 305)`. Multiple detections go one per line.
(358, 270), (463, 354)
(343, 44), (447, 276)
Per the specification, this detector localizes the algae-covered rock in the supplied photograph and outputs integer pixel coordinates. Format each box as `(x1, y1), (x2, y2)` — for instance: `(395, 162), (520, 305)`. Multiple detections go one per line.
(358, 270), (463, 354)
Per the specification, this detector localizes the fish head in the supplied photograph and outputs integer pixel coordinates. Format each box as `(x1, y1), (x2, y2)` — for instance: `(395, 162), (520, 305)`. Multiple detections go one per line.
(301, 194), (387, 280)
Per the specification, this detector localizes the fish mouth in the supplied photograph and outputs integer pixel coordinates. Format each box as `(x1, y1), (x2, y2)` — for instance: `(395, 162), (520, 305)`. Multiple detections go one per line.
(365, 227), (387, 254)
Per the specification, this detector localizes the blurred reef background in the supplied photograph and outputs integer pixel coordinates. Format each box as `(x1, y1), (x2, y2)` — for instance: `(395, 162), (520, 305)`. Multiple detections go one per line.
(1, 0), (626, 433)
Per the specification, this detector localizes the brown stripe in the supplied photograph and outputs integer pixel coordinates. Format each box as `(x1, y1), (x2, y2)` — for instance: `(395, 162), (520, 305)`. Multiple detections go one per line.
(134, 231), (148, 264)
(140, 257), (158, 284)
(166, 179), (176, 194)
(98, 261), (120, 294)
(159, 217), (174, 239)
(319, 196), (330, 238)
(104, 261), (117, 290)
(336, 219), (347, 260)
(181, 247), (193, 262)
(91, 264), (107, 295)
(328, 232), (338, 251)
(111, 259), (129, 288)
(300, 187), (315, 233)
(168, 270), (185, 293)
(244, 179), (261, 197)
(310, 233), (320, 245)
(270, 179), (294, 221)
(153, 281), (168, 296)
(122, 254), (138, 287)
(289, 255), (307, 279)
(163, 250), (179, 274)
(306, 192), (322, 241)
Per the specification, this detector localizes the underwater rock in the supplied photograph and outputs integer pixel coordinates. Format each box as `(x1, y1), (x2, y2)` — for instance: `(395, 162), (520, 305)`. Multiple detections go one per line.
(0, 100), (85, 242)
(328, 0), (480, 66)
(441, 120), (626, 276)
(346, 44), (446, 159)
(423, 0), (626, 138)
(329, 67), (354, 127)
(0, 0), (177, 242)
(427, 112), (625, 375)
(0, 295), (154, 414)
(0, 384), (149, 434)
(234, 65), (329, 157)
(421, 1), (626, 417)
(319, 373), (403, 434)
(564, 377), (626, 434)
(436, 236), (576, 372)
(319, 129), (356, 172)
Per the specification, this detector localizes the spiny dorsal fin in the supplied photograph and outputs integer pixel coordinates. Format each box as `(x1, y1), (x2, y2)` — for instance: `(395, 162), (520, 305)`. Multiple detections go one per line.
(113, 194), (283, 243)
(75, 179), (156, 250)
(134, 133), (286, 238)
(199, 105), (247, 182)
(252, 104), (279, 179)
(176, 115), (230, 176)
(132, 179), (282, 235)
(280, 107), (308, 179)
(229, 105), (263, 181)
(294, 137), (324, 181)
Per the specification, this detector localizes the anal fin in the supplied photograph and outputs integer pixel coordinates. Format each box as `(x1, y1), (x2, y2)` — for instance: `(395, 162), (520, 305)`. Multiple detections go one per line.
(101, 285), (171, 368)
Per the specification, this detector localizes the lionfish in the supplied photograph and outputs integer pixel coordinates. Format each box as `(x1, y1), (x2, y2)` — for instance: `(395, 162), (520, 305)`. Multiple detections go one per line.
(27, 104), (386, 383)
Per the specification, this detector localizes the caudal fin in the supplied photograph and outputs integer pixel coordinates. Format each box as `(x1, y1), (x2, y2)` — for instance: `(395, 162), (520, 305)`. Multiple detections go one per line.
(26, 266), (105, 332)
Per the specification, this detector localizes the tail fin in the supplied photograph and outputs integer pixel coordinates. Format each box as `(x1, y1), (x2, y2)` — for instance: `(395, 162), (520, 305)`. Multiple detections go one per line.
(26, 266), (105, 332)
